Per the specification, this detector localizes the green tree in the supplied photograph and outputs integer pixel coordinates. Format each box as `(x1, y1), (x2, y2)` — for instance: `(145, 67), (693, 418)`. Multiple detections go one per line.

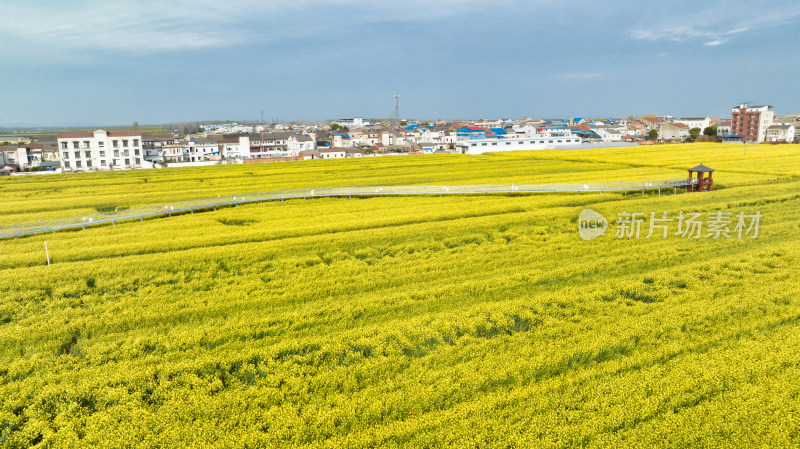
(399, 121), (407, 126)
(648, 129), (658, 140)
(331, 124), (341, 131)
(689, 127), (701, 140)
(132, 122), (140, 130)
(703, 126), (717, 137)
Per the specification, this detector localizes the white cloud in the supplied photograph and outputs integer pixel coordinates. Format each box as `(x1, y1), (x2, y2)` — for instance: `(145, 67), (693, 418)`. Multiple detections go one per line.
(0, 0), (541, 54)
(630, 2), (800, 46)
(557, 72), (602, 80)
(0, 0), (263, 52)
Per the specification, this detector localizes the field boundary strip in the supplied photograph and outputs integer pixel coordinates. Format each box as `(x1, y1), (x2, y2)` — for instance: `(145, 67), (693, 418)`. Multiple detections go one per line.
(0, 179), (689, 239)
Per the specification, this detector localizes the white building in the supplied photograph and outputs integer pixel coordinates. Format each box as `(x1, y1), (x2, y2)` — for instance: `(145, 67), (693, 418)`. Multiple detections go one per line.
(716, 121), (731, 136)
(220, 136), (251, 159)
(656, 122), (689, 140)
(318, 148), (347, 159)
(248, 132), (315, 158)
(765, 124), (795, 142)
(345, 149), (364, 158)
(330, 134), (351, 148)
(416, 126), (456, 144)
(675, 117), (711, 132)
(334, 117), (368, 128)
(456, 136), (582, 154)
(1, 144), (60, 170)
(588, 126), (622, 142)
(511, 124), (539, 137)
(142, 133), (177, 162)
(57, 129), (147, 171)
(349, 129), (382, 147)
(204, 123), (254, 134)
(183, 141), (219, 162)
(159, 144), (185, 162)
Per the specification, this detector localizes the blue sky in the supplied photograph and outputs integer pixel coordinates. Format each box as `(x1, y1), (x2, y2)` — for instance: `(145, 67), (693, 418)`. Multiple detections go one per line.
(1, 0), (799, 126)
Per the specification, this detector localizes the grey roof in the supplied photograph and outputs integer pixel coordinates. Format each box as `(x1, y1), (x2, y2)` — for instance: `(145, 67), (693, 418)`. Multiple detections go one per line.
(257, 132), (293, 140)
(222, 132), (252, 139)
(688, 163), (714, 172)
(194, 136), (225, 144)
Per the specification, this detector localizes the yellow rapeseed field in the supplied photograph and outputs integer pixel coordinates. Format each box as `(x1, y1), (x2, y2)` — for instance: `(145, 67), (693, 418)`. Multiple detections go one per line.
(1, 143), (799, 447)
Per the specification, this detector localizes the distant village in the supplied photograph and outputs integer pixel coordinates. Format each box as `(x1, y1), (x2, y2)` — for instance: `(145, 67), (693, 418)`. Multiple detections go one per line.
(1, 103), (798, 173)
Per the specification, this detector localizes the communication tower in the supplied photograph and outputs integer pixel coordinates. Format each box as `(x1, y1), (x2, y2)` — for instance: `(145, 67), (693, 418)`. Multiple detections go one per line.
(394, 93), (400, 123)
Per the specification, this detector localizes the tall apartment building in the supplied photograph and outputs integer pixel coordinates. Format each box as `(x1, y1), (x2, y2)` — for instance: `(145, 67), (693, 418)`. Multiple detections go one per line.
(731, 104), (774, 142)
(57, 129), (145, 171)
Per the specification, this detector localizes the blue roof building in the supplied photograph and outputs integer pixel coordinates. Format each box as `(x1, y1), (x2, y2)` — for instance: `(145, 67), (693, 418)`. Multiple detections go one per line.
(456, 127), (487, 140)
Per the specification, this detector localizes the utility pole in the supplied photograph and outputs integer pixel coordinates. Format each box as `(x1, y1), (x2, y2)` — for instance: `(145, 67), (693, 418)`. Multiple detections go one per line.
(394, 93), (400, 124)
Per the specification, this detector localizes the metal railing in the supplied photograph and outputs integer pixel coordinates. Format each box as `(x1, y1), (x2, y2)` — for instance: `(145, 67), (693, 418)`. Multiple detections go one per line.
(0, 178), (690, 239)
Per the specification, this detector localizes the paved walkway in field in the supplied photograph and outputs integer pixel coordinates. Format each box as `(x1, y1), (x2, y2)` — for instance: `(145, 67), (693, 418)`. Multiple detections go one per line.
(0, 179), (690, 239)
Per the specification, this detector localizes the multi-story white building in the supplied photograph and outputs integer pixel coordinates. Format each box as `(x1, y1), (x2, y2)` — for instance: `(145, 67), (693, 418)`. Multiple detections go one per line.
(57, 129), (146, 171)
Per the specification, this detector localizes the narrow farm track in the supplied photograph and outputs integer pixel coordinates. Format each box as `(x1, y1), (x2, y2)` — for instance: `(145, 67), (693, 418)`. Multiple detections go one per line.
(0, 180), (690, 239)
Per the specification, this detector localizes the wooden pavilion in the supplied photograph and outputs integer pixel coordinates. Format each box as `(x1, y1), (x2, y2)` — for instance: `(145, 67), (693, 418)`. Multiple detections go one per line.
(687, 163), (714, 192)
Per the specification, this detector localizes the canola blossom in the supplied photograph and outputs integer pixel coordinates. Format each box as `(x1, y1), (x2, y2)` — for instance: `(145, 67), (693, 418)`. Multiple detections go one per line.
(1, 143), (799, 447)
